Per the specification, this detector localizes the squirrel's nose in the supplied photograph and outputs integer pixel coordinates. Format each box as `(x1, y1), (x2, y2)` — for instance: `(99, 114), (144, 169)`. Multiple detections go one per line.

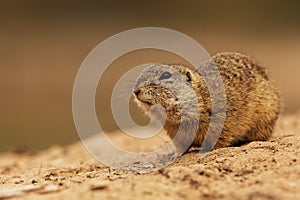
(134, 88), (141, 96)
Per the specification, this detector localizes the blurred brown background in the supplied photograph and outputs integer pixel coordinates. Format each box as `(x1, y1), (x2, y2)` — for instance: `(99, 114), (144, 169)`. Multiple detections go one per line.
(1, 0), (300, 151)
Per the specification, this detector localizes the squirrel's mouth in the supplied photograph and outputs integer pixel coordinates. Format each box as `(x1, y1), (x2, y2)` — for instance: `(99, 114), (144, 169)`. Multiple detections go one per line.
(134, 94), (153, 110)
(137, 99), (153, 107)
(133, 89), (159, 111)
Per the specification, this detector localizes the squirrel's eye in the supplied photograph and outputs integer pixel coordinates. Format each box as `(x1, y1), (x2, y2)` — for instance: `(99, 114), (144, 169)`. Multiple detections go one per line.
(159, 72), (172, 80)
(186, 71), (192, 82)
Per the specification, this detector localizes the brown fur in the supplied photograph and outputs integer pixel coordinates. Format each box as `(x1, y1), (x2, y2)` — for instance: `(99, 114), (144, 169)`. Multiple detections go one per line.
(134, 52), (281, 153)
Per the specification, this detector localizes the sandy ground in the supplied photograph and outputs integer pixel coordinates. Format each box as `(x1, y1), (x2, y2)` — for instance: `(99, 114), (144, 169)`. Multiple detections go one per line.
(1, 113), (300, 200)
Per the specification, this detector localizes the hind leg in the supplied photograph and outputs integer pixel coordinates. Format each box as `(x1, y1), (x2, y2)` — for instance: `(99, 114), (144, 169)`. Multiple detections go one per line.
(229, 117), (278, 147)
(245, 117), (277, 142)
(206, 117), (277, 149)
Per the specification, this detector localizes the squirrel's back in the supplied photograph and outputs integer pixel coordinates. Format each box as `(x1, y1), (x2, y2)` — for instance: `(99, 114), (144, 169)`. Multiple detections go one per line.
(134, 52), (281, 152)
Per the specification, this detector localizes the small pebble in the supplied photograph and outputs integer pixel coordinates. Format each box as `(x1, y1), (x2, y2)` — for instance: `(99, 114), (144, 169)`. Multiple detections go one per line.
(288, 181), (297, 187)
(38, 185), (59, 194)
(90, 181), (108, 191)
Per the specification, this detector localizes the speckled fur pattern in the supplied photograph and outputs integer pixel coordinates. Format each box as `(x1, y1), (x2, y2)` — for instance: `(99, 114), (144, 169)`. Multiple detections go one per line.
(133, 52), (281, 152)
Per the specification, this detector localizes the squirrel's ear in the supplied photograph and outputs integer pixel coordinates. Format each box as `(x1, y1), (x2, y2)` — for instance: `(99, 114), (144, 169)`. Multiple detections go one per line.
(186, 71), (192, 82)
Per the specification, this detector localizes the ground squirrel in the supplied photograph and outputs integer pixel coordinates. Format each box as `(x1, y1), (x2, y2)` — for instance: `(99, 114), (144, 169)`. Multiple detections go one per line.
(133, 52), (280, 154)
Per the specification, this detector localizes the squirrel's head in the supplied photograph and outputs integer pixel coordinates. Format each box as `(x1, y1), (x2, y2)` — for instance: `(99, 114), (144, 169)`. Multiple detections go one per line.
(133, 64), (200, 124)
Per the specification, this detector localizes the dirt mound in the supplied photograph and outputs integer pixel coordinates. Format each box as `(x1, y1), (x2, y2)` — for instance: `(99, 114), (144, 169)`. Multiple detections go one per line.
(0, 113), (300, 200)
